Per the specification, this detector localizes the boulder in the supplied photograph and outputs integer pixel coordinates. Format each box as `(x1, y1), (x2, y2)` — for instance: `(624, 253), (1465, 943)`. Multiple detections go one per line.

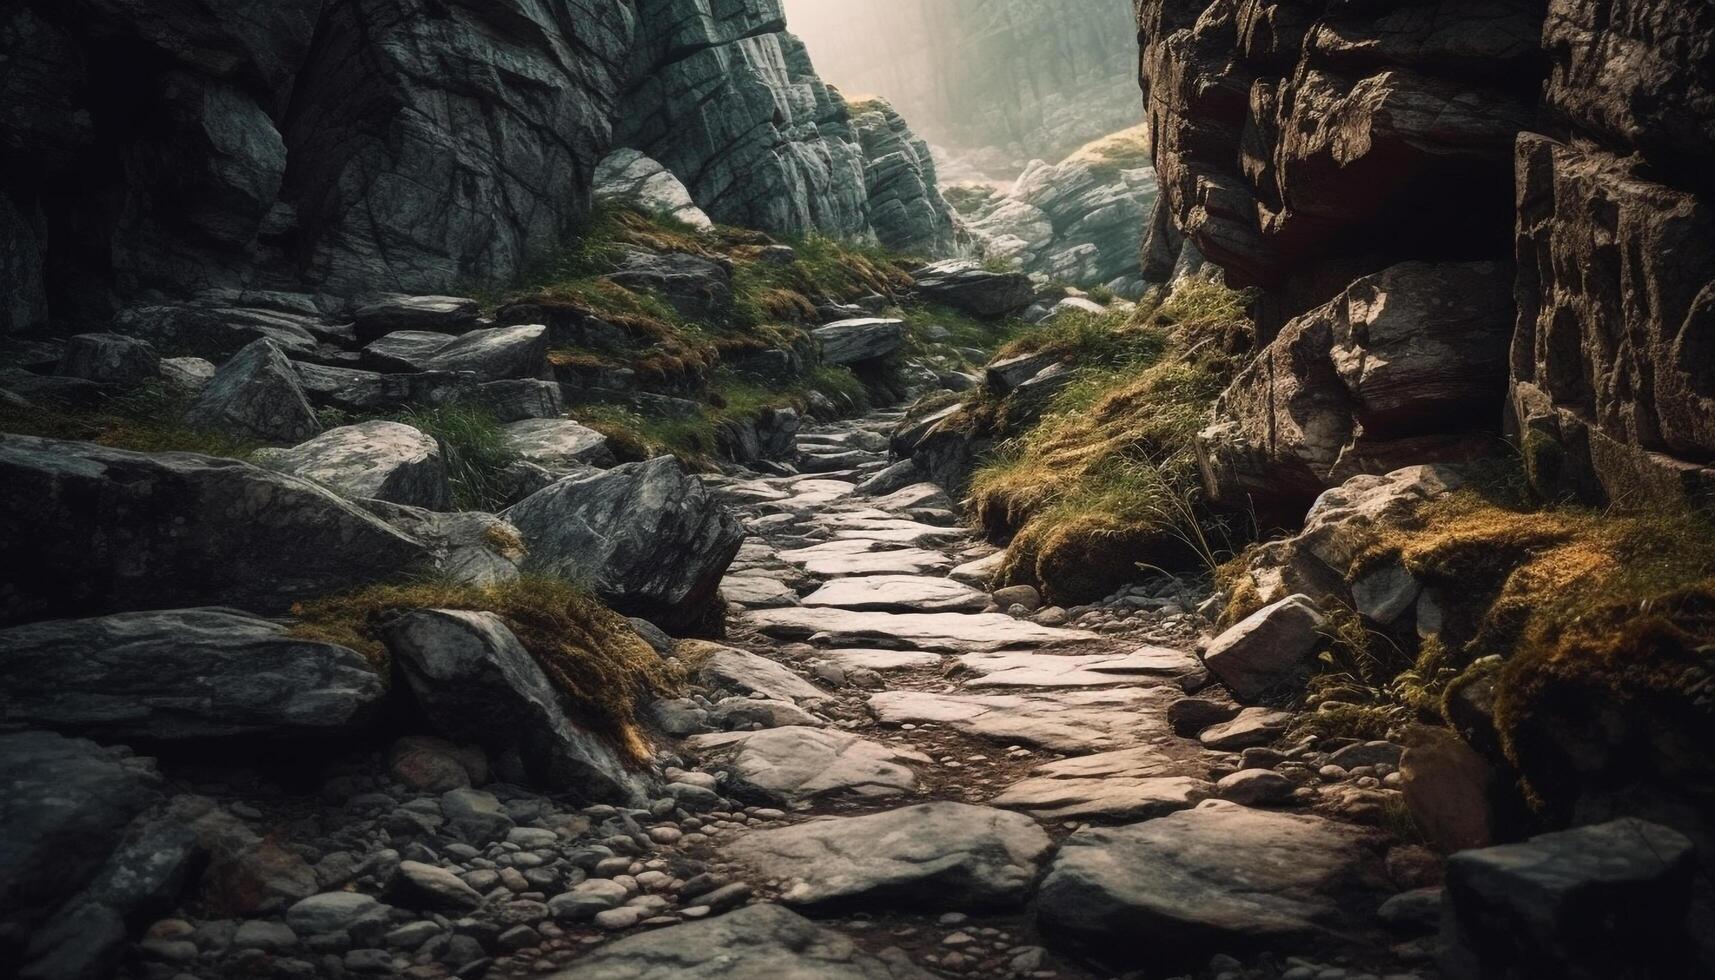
(1038, 800), (1387, 967)
(159, 357), (217, 395)
(593, 149), (713, 231)
(685, 727), (926, 806)
(501, 418), (616, 473)
(185, 338), (320, 443)
(254, 421), (452, 510)
(419, 324), (550, 381)
(911, 261), (1034, 317)
(0, 435), (431, 624)
(1198, 708), (1293, 750)
(1441, 819), (1698, 980)
(478, 379), (564, 422)
(390, 860), (483, 912)
(360, 330), (457, 373)
(811, 318), (906, 365)
(352, 296), (481, 343)
(293, 362), (478, 414)
(504, 457), (744, 633)
(384, 609), (647, 804)
(1203, 594), (1327, 700)
(724, 802), (1051, 911)
(360, 501), (525, 587)
(55, 333), (161, 386)
(0, 609), (384, 742)
(113, 305), (322, 361)
(607, 250), (731, 320)
(985, 350), (1061, 396)
(1400, 728), (1496, 855)
(542, 903), (934, 978)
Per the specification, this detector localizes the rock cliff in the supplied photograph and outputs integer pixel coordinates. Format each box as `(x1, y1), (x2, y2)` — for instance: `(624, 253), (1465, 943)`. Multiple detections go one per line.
(1138, 0), (1715, 512)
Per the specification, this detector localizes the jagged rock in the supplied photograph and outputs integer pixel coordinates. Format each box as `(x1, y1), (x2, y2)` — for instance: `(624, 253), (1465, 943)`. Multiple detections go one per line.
(55, 334), (161, 386)
(911, 261), (1034, 317)
(0, 435), (430, 624)
(501, 419), (616, 473)
(504, 457), (744, 633)
(113, 305), (322, 361)
(543, 903), (933, 978)
(1440, 819), (1698, 980)
(0, 609), (384, 742)
(1203, 595), (1327, 701)
(593, 149), (713, 231)
(1038, 800), (1387, 967)
(254, 421), (451, 510)
(724, 802), (1050, 911)
(185, 338), (321, 443)
(812, 318), (906, 365)
(849, 98), (956, 255)
(608, 250), (732, 320)
(478, 379), (564, 422)
(352, 296), (481, 343)
(292, 362), (479, 415)
(385, 609), (649, 804)
(1197, 262), (1512, 518)
(418, 324), (550, 381)
(159, 357), (217, 396)
(361, 331), (458, 373)
(360, 501), (524, 587)
(685, 727), (927, 805)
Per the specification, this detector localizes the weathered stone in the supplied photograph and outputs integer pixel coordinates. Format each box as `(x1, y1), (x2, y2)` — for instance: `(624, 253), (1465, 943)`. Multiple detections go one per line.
(801, 575), (988, 613)
(1038, 801), (1387, 967)
(911, 261), (1034, 317)
(56, 333), (160, 386)
(385, 609), (648, 804)
(593, 149), (712, 231)
(478, 379), (564, 423)
(419, 324), (549, 381)
(747, 607), (1096, 653)
(255, 421), (451, 509)
(0, 609), (383, 741)
(956, 647), (1199, 688)
(993, 747), (1211, 823)
(0, 435), (430, 624)
(293, 362), (479, 415)
(505, 458), (743, 633)
(391, 860), (483, 912)
(1203, 594), (1327, 700)
(686, 642), (830, 707)
(186, 338), (320, 443)
(352, 296), (481, 343)
(608, 250), (732, 320)
(870, 688), (1170, 753)
(685, 727), (926, 806)
(361, 501), (524, 587)
(724, 803), (1050, 911)
(1198, 708), (1292, 750)
(812, 318), (906, 365)
(850, 98), (956, 255)
(1401, 728), (1495, 854)
(501, 419), (615, 473)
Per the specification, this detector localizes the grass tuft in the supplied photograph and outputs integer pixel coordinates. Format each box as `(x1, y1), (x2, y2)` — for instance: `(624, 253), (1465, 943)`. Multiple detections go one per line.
(391, 404), (520, 512)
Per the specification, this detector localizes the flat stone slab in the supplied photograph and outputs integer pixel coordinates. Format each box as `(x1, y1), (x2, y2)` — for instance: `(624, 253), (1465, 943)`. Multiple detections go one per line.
(723, 802), (1052, 911)
(1037, 800), (1386, 967)
(867, 688), (1169, 753)
(721, 575), (799, 609)
(548, 903), (933, 978)
(501, 418), (615, 472)
(802, 575), (989, 613)
(992, 773), (1212, 823)
(826, 519), (967, 546)
(1199, 707), (1293, 749)
(816, 649), (945, 672)
(956, 646), (1200, 687)
(776, 540), (952, 577)
(947, 551), (1006, 586)
(748, 608), (1096, 653)
(685, 642), (829, 707)
(685, 726), (928, 806)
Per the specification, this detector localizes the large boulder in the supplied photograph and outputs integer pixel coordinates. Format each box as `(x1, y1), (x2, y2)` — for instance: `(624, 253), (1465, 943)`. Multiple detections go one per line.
(1038, 800), (1388, 968)
(1440, 818), (1699, 980)
(501, 419), (616, 473)
(910, 260), (1034, 317)
(1196, 261), (1512, 519)
(812, 318), (906, 366)
(418, 324), (550, 381)
(0, 435), (431, 624)
(1202, 594), (1327, 701)
(384, 609), (649, 805)
(185, 338), (321, 444)
(723, 802), (1051, 911)
(503, 457), (744, 633)
(254, 421), (452, 510)
(0, 609), (384, 742)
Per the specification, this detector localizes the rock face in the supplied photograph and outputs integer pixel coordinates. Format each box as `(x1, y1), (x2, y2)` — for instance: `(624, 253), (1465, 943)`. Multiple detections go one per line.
(385, 609), (649, 804)
(254, 421), (452, 510)
(723, 803), (1052, 911)
(0, 610), (384, 742)
(848, 98), (956, 255)
(1197, 261), (1513, 515)
(0, 435), (430, 625)
(504, 457), (744, 633)
(593, 149), (713, 231)
(1038, 801), (1386, 967)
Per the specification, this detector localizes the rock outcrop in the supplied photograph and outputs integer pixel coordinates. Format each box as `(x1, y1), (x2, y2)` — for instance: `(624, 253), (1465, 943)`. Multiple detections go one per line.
(847, 98), (957, 256)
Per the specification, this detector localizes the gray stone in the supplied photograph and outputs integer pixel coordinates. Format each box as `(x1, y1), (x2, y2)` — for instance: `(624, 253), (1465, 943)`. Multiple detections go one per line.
(419, 324), (549, 381)
(285, 892), (391, 936)
(292, 362), (479, 415)
(607, 250), (731, 320)
(801, 575), (989, 613)
(1203, 595), (1327, 700)
(956, 646), (1199, 688)
(439, 788), (514, 846)
(385, 610), (647, 804)
(593, 149), (713, 231)
(56, 333), (160, 386)
(353, 296), (481, 343)
(686, 727), (927, 806)
(186, 338), (320, 443)
(1167, 697), (1241, 736)
(360, 501), (524, 587)
(361, 330), (456, 372)
(747, 607), (1096, 653)
(501, 419), (615, 473)
(687, 642), (831, 706)
(478, 379), (564, 422)
(549, 878), (629, 921)
(505, 457), (743, 633)
(812, 318), (906, 365)
(255, 421), (451, 509)
(0, 609), (383, 741)
(1215, 769), (1298, 807)
(159, 356), (217, 395)
(724, 802), (1051, 910)
(1198, 708), (1293, 750)
(0, 435), (430, 624)
(869, 688), (1171, 753)
(911, 261), (1034, 317)
(391, 860), (483, 911)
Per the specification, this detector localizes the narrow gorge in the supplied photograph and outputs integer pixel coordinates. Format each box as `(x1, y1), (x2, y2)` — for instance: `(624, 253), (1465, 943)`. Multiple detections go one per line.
(1, 3), (1711, 980)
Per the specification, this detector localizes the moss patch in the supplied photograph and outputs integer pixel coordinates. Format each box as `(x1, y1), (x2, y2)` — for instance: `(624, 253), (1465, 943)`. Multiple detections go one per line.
(290, 576), (682, 764)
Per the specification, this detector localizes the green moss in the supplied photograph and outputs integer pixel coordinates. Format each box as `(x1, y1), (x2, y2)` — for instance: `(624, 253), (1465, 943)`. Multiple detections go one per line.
(290, 576), (682, 763)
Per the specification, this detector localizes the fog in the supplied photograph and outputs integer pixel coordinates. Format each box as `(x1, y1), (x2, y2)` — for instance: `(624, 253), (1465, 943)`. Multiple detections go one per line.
(781, 0), (1140, 175)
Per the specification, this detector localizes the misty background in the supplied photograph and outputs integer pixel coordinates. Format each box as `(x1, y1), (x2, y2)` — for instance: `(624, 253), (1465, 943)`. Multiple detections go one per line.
(781, 0), (1141, 181)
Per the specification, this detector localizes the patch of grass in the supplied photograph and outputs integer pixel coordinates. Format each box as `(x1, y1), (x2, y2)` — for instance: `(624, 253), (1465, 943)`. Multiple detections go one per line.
(391, 404), (520, 511)
(290, 576), (682, 764)
(1069, 125), (1153, 181)
(897, 304), (1026, 365)
(0, 381), (261, 457)
(942, 183), (999, 216)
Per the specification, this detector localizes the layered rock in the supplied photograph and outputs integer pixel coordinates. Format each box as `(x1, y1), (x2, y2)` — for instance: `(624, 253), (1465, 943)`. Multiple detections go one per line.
(847, 98), (956, 255)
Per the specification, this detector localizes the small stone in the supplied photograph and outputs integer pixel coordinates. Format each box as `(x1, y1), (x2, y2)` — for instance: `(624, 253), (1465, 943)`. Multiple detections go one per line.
(594, 907), (642, 931)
